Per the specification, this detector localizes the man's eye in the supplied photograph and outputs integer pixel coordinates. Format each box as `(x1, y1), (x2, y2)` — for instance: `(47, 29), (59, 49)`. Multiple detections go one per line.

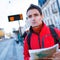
(28, 15), (32, 18)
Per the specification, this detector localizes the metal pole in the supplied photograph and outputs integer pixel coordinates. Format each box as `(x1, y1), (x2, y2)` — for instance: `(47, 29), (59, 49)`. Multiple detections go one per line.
(18, 20), (22, 36)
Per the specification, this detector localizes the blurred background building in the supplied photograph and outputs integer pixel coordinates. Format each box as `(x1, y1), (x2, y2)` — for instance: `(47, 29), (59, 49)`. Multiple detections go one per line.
(38, 0), (60, 29)
(0, 28), (5, 39)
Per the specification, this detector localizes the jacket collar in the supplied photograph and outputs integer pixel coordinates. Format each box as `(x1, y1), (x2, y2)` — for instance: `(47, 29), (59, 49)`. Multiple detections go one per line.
(29, 22), (44, 34)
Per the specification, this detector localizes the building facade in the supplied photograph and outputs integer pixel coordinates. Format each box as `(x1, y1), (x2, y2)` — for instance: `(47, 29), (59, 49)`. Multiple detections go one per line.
(38, 0), (60, 29)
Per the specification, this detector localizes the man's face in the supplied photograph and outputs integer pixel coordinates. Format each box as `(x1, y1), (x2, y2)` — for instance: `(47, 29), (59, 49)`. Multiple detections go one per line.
(27, 9), (43, 27)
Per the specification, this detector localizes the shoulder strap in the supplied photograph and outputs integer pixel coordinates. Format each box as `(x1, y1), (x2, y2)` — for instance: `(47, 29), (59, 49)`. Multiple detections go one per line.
(27, 31), (32, 49)
(49, 26), (59, 44)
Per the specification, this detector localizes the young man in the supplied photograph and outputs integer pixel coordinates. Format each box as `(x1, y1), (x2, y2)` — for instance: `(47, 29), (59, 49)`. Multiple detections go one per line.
(24, 4), (60, 60)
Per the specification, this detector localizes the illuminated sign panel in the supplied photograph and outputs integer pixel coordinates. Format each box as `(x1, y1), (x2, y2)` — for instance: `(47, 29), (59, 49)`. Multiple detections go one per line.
(8, 14), (23, 22)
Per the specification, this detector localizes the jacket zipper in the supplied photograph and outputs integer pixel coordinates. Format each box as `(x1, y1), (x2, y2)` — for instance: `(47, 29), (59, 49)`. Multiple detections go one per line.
(38, 34), (41, 48)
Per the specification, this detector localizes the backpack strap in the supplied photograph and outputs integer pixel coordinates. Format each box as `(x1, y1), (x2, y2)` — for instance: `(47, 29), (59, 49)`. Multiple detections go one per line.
(27, 31), (32, 49)
(49, 26), (59, 44)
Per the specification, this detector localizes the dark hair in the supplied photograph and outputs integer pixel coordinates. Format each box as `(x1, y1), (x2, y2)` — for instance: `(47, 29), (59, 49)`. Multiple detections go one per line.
(26, 4), (42, 15)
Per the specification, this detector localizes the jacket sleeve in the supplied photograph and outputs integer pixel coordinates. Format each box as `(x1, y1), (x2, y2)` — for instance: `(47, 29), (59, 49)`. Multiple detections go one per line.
(54, 28), (60, 48)
(23, 36), (30, 60)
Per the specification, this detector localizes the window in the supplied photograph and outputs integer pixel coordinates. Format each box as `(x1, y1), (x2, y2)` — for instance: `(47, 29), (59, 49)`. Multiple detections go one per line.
(51, 2), (58, 14)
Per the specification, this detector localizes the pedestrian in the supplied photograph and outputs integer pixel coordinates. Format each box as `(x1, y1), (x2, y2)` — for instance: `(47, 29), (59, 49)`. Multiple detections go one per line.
(22, 30), (29, 39)
(17, 31), (23, 45)
(24, 4), (60, 60)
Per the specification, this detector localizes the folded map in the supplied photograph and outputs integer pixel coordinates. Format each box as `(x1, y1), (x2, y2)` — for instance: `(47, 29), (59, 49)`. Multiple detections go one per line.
(29, 44), (59, 59)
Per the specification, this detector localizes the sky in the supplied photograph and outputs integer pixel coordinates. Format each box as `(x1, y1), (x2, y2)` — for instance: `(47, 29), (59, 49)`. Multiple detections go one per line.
(0, 0), (38, 33)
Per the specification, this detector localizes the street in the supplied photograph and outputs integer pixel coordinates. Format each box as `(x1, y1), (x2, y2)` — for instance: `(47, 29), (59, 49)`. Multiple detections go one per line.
(0, 38), (24, 60)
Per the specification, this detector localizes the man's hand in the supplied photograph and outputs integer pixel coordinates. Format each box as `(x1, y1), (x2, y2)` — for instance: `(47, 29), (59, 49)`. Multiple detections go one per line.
(52, 51), (60, 60)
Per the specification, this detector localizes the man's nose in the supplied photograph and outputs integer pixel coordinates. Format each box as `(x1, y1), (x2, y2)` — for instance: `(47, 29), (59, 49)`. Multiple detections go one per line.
(31, 17), (35, 21)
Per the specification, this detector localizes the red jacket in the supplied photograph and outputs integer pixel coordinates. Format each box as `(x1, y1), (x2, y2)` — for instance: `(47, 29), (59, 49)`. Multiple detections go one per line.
(24, 24), (60, 60)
